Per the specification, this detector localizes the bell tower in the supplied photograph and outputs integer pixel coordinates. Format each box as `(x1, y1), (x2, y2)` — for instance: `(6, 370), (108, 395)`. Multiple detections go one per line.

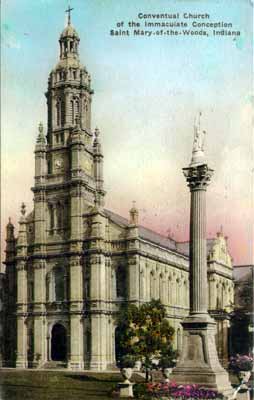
(35, 9), (105, 242)
(30, 10), (105, 370)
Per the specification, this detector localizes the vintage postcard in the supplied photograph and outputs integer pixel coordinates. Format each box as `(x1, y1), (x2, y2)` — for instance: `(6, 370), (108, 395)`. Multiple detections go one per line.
(1, 0), (253, 399)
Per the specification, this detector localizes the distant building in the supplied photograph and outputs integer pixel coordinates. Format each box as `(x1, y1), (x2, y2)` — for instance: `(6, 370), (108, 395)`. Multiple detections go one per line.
(231, 265), (254, 355)
(3, 16), (234, 371)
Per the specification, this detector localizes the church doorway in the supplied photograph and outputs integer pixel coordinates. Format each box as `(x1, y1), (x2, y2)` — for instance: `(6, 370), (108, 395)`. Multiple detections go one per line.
(51, 323), (67, 361)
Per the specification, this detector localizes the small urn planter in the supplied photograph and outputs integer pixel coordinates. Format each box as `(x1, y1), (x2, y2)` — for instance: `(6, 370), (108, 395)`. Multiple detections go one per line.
(162, 367), (173, 383)
(118, 356), (136, 398)
(121, 367), (133, 384)
(238, 371), (251, 384)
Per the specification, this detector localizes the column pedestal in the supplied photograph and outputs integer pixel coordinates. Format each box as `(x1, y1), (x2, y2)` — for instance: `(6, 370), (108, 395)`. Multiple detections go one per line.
(172, 316), (232, 396)
(16, 316), (28, 369)
(89, 314), (107, 371)
(68, 314), (84, 370)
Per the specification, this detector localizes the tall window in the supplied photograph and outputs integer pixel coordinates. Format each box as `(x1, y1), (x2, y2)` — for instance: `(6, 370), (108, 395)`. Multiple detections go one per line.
(47, 158), (52, 174)
(75, 99), (79, 116)
(61, 99), (65, 126)
(57, 203), (63, 229)
(71, 100), (74, 124)
(46, 267), (65, 302)
(49, 204), (54, 230)
(55, 268), (65, 301)
(28, 278), (34, 303)
(56, 100), (61, 126)
(116, 265), (127, 298)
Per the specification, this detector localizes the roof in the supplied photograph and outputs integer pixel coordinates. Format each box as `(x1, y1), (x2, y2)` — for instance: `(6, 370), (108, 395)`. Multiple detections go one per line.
(104, 209), (224, 260)
(60, 24), (79, 39)
(104, 209), (183, 255)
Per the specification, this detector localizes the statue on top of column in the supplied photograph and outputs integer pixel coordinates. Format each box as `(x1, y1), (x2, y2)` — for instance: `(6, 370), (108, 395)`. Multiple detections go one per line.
(190, 111), (207, 167)
(193, 112), (206, 152)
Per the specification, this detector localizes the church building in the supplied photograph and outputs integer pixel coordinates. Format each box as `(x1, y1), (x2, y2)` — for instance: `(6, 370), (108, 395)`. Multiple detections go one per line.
(3, 14), (234, 371)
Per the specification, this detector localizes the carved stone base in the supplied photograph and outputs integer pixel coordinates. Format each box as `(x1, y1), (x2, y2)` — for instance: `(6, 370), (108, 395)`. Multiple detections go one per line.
(172, 316), (233, 398)
(67, 360), (84, 370)
(16, 359), (28, 369)
(89, 359), (107, 371)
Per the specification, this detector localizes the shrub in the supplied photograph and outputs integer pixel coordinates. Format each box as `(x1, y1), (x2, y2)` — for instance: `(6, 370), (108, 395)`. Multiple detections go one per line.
(229, 354), (253, 372)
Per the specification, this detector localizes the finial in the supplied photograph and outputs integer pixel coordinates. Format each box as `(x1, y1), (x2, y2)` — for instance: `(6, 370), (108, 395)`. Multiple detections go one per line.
(21, 202), (26, 216)
(129, 201), (139, 225)
(190, 111), (207, 167)
(75, 115), (81, 128)
(8, 217), (11, 224)
(95, 127), (100, 137)
(36, 122), (46, 144)
(65, 5), (74, 26)
(39, 121), (43, 134)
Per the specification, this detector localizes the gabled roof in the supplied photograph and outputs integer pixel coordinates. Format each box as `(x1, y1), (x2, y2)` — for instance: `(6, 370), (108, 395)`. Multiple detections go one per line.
(104, 209), (183, 255)
(104, 209), (229, 262)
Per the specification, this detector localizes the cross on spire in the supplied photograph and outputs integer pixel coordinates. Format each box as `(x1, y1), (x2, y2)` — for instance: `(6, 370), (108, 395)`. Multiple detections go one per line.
(65, 5), (74, 25)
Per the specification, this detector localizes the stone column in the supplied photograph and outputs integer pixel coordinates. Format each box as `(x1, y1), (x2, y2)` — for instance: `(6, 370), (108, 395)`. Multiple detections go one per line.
(16, 261), (28, 368)
(68, 256), (84, 370)
(33, 260), (47, 367)
(172, 164), (233, 397)
(89, 254), (107, 371)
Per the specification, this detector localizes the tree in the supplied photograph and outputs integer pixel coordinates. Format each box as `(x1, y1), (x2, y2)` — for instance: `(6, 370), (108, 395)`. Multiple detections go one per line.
(116, 299), (177, 381)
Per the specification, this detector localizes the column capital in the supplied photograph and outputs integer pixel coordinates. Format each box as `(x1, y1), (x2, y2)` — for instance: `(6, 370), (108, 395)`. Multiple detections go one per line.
(183, 164), (213, 191)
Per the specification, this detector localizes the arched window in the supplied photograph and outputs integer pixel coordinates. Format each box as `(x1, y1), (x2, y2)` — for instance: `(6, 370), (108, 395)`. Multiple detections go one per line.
(75, 99), (80, 118)
(28, 278), (34, 303)
(61, 99), (65, 126)
(71, 100), (74, 124)
(116, 266), (127, 298)
(57, 203), (63, 229)
(47, 267), (65, 302)
(56, 100), (61, 126)
(168, 276), (172, 305)
(47, 158), (52, 174)
(48, 204), (54, 230)
(150, 271), (154, 299)
(159, 273), (164, 302)
(55, 269), (65, 301)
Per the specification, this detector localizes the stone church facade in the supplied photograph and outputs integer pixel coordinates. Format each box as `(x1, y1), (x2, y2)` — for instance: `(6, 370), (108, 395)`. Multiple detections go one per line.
(3, 18), (234, 371)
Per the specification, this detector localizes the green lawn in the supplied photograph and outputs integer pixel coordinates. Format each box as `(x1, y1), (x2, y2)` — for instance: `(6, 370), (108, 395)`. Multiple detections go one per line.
(0, 370), (123, 400)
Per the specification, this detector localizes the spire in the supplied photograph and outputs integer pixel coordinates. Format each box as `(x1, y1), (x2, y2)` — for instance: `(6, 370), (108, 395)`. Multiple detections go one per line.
(6, 217), (15, 240)
(65, 5), (74, 26)
(21, 202), (26, 217)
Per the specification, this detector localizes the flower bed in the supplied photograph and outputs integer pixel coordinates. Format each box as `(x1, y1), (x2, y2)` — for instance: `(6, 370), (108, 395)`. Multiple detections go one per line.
(133, 382), (224, 400)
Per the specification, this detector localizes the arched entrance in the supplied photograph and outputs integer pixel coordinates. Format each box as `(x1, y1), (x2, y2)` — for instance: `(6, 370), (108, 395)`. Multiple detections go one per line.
(51, 323), (67, 361)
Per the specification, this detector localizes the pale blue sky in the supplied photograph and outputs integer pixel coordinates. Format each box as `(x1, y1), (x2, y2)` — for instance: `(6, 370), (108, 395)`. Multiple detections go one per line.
(1, 0), (253, 265)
